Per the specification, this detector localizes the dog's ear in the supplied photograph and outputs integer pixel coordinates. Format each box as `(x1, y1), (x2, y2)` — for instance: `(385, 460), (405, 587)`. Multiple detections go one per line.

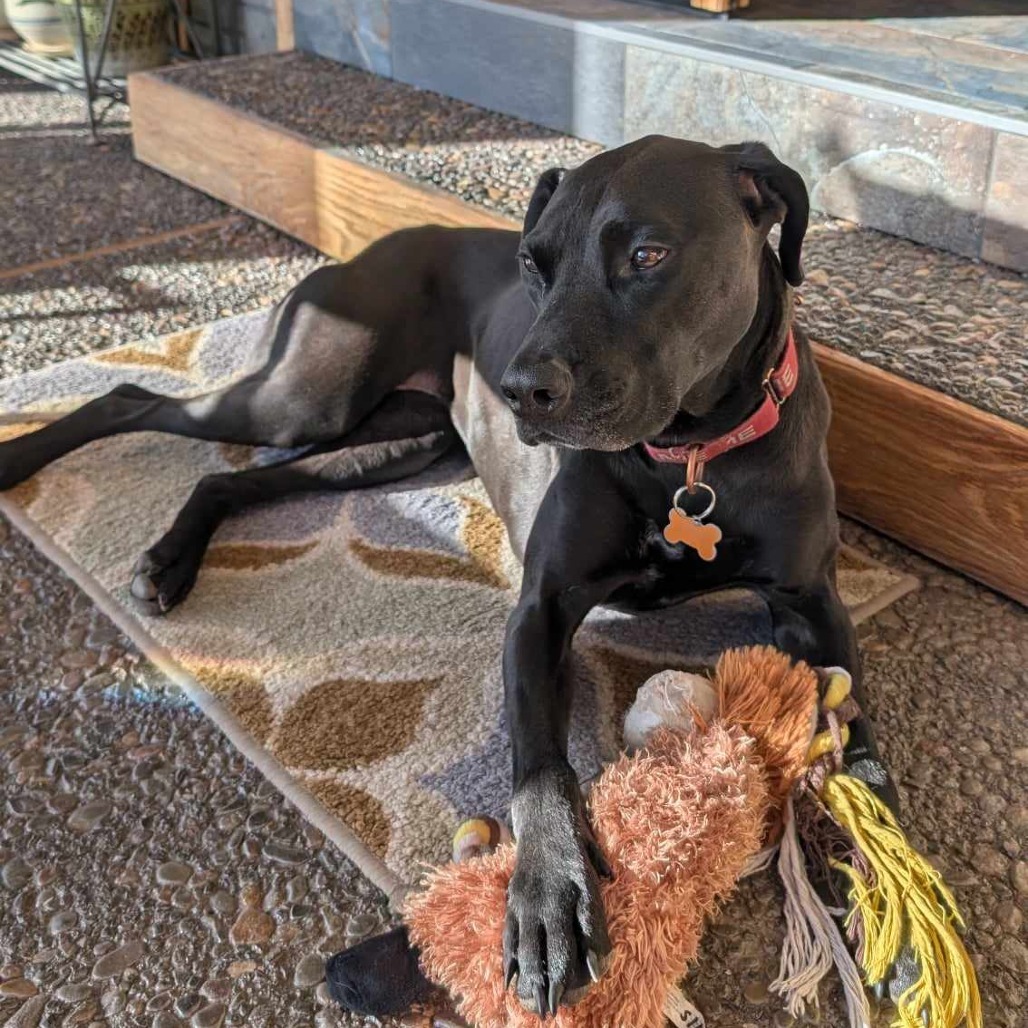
(722, 142), (809, 287)
(523, 167), (565, 236)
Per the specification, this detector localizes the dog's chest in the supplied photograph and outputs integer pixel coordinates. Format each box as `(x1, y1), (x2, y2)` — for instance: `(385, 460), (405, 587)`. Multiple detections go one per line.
(450, 354), (560, 562)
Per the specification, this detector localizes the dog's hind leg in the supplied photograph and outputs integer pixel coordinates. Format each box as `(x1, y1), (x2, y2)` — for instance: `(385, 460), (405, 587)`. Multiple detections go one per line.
(0, 275), (438, 490)
(129, 390), (458, 616)
(0, 360), (384, 491)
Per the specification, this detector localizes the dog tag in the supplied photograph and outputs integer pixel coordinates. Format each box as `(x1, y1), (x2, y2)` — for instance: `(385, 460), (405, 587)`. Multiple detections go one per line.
(663, 482), (721, 562)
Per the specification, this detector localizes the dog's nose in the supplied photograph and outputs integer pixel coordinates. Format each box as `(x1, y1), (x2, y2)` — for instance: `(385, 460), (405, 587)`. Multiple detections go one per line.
(500, 357), (573, 419)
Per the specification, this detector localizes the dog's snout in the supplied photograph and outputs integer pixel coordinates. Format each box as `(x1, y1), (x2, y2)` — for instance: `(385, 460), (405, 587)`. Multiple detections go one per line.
(500, 357), (573, 419)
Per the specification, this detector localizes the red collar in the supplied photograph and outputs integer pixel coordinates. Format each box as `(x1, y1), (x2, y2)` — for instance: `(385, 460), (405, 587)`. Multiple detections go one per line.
(643, 329), (799, 469)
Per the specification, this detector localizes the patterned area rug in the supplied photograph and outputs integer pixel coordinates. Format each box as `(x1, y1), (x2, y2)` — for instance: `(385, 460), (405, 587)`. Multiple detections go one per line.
(0, 312), (918, 900)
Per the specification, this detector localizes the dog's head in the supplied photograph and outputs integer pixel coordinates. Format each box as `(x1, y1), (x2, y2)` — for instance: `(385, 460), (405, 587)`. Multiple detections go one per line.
(499, 136), (809, 451)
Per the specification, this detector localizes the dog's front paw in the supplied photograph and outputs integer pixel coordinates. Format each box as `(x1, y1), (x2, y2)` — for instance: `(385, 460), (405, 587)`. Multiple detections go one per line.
(129, 546), (201, 616)
(504, 771), (611, 1017)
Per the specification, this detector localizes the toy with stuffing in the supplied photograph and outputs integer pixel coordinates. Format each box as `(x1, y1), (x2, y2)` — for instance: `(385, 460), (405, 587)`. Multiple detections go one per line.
(329, 646), (980, 1028)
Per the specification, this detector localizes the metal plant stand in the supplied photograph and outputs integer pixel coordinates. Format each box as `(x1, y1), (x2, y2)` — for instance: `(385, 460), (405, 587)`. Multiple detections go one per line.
(68, 0), (119, 139)
(0, 0), (215, 142)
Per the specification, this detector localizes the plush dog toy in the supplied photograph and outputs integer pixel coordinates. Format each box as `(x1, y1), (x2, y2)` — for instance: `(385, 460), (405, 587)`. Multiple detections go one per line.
(331, 647), (980, 1028)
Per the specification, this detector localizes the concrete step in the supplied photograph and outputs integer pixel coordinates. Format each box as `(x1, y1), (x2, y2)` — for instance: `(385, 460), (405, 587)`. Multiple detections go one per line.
(127, 51), (1028, 602)
(277, 0), (1028, 273)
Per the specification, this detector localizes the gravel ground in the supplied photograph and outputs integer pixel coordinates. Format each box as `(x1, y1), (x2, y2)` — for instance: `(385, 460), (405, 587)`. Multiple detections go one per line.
(155, 51), (1028, 427)
(1, 67), (1026, 1028)
(0, 74), (122, 139)
(0, 75), (326, 380)
(0, 517), (406, 1028)
(0, 219), (326, 380)
(0, 79), (227, 271)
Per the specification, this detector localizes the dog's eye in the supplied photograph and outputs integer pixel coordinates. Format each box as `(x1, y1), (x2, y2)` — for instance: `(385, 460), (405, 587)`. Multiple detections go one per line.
(631, 246), (669, 270)
(520, 254), (539, 274)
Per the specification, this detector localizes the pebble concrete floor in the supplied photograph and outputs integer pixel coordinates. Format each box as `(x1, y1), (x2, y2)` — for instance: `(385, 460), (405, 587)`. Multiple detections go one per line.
(1, 76), (1027, 1028)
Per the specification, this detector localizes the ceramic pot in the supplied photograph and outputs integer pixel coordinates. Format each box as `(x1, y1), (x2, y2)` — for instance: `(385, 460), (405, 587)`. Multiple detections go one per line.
(56, 0), (168, 76)
(4, 0), (73, 54)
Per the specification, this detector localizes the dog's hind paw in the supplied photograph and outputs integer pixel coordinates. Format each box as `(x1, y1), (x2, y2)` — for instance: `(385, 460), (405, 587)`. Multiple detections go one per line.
(326, 928), (436, 1016)
(0, 442), (37, 492)
(129, 548), (200, 616)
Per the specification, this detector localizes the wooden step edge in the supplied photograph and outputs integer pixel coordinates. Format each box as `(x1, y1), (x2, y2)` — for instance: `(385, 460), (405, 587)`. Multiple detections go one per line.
(127, 70), (511, 263)
(815, 345), (1027, 604)
(127, 68), (1028, 604)
(275, 0), (295, 51)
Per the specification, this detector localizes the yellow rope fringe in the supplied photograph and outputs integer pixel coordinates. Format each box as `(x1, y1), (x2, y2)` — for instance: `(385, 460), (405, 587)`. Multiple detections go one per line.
(823, 774), (982, 1028)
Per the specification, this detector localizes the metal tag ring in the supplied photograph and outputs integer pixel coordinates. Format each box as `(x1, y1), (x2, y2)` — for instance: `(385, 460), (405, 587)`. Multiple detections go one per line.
(672, 481), (716, 522)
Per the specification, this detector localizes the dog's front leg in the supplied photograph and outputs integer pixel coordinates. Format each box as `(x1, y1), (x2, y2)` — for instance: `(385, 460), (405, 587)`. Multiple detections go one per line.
(761, 579), (898, 811)
(761, 579), (860, 678)
(501, 488), (635, 1016)
(503, 586), (610, 1017)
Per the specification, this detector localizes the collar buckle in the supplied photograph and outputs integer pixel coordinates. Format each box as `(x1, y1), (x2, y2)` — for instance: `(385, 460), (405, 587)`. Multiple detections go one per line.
(762, 371), (786, 408)
(644, 329), (797, 468)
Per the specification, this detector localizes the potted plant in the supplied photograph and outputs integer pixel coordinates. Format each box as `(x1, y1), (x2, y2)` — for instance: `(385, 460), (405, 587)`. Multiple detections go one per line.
(0, 1), (16, 39)
(55, 0), (168, 76)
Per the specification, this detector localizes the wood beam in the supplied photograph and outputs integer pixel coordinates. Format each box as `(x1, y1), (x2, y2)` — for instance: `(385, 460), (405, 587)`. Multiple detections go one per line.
(815, 344), (1027, 604)
(128, 72), (510, 262)
(275, 0), (294, 50)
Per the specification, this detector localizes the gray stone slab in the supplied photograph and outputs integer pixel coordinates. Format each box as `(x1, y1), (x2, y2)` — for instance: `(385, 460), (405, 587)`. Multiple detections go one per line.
(405, 0), (1027, 138)
(292, 0), (391, 77)
(983, 132), (1028, 271)
(878, 15), (1028, 55)
(622, 45), (996, 260)
(236, 2), (278, 55)
(464, 0), (672, 19)
(390, 0), (625, 146)
(616, 17), (1028, 120)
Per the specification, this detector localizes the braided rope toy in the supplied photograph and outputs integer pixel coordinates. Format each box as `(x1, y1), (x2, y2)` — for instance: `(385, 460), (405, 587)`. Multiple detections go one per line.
(775, 669), (981, 1028)
(403, 646), (980, 1028)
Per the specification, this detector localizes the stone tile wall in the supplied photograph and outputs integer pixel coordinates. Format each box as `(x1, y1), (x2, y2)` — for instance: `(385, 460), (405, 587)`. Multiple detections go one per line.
(240, 0), (1028, 270)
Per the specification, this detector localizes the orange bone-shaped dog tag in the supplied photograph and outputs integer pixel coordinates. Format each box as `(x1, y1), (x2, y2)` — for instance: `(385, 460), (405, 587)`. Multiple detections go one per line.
(663, 509), (722, 561)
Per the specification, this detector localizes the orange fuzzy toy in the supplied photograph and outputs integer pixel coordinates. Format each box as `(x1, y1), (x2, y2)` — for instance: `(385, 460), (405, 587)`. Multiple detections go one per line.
(405, 646), (818, 1028)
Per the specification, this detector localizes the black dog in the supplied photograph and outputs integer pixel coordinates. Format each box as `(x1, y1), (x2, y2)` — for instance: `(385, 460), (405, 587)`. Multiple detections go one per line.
(0, 136), (895, 1014)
